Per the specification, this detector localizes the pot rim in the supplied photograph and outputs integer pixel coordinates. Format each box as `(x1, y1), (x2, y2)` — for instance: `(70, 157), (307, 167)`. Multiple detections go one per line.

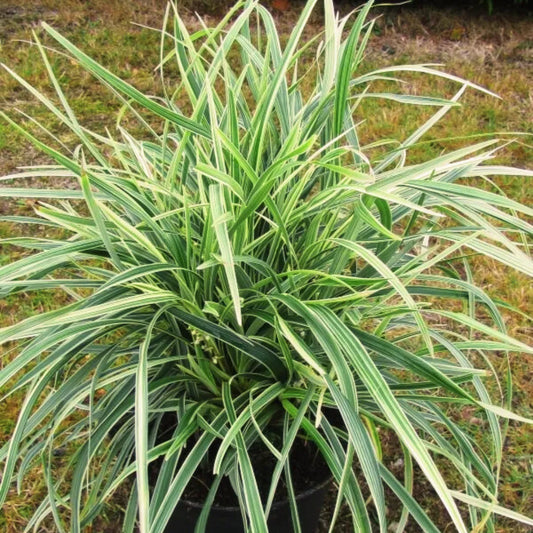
(178, 475), (332, 512)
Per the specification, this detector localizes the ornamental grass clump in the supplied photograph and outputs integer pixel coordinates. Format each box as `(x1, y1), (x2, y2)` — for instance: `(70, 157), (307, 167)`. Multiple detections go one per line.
(0, 0), (532, 531)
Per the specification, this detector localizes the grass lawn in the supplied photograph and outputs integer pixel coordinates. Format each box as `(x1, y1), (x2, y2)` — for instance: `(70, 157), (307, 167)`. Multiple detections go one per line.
(0, 1), (531, 531)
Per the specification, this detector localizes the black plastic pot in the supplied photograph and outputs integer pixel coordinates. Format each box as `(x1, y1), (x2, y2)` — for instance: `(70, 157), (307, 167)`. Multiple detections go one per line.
(164, 476), (331, 533)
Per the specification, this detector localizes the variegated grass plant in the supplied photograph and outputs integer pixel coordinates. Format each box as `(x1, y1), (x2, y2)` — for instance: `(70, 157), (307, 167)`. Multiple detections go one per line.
(0, 0), (532, 531)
